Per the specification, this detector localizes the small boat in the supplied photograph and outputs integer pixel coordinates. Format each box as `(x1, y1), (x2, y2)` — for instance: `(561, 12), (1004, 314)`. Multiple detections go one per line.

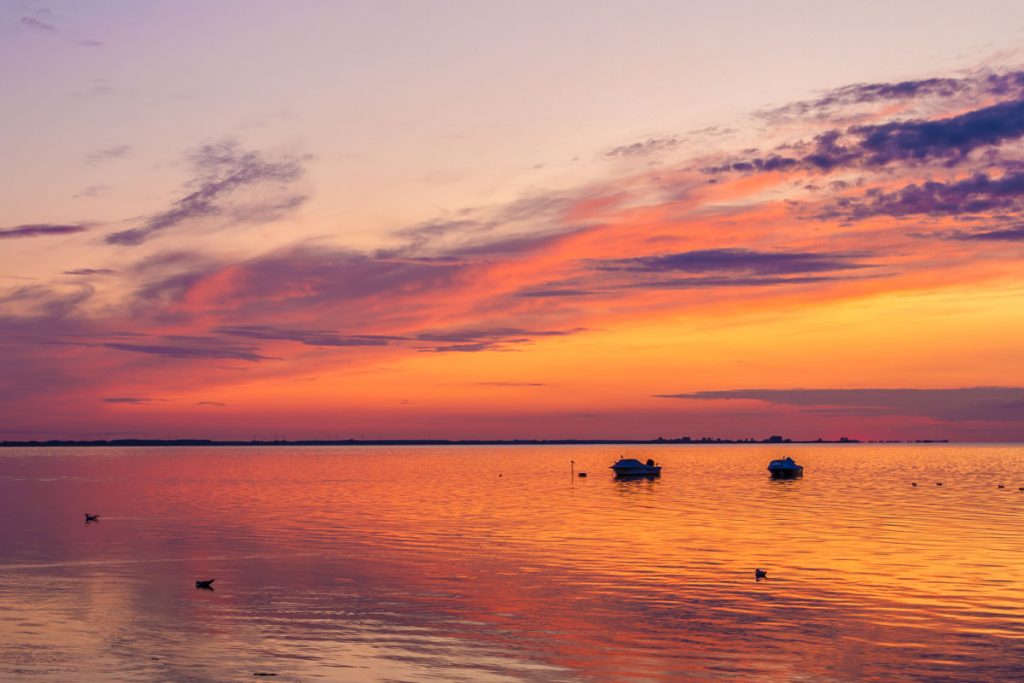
(767, 457), (803, 478)
(610, 458), (661, 477)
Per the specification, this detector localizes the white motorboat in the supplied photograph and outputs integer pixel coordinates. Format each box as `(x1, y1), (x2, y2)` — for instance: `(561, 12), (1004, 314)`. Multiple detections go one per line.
(767, 456), (803, 478)
(610, 458), (662, 477)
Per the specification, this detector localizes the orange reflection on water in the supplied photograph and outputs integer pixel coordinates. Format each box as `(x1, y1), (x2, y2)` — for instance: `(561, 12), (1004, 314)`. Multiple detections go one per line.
(1, 444), (1023, 681)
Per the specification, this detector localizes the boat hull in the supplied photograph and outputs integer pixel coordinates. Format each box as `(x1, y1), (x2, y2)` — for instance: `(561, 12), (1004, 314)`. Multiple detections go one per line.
(768, 467), (803, 479)
(612, 466), (662, 477)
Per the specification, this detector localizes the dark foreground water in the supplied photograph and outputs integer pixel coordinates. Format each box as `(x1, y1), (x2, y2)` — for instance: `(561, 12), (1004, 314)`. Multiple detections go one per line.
(0, 444), (1023, 682)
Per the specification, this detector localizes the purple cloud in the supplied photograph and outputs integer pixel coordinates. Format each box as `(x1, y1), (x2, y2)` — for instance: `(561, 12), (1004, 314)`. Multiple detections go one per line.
(106, 140), (306, 246)
(102, 397), (154, 405)
(415, 327), (584, 343)
(606, 136), (679, 158)
(75, 185), (112, 199)
(83, 145), (132, 165)
(618, 275), (854, 289)
(418, 342), (501, 353)
(216, 325), (400, 347)
(824, 171), (1024, 220)
(596, 248), (870, 275)
(0, 284), (94, 318)
(517, 287), (596, 297)
(760, 70), (1024, 120)
(102, 340), (272, 362)
(655, 387), (1024, 423)
(63, 268), (115, 276)
(946, 224), (1024, 241)
(849, 99), (1024, 167)
(0, 224), (87, 239)
(414, 326), (586, 353)
(711, 74), (1024, 175)
(19, 16), (56, 31)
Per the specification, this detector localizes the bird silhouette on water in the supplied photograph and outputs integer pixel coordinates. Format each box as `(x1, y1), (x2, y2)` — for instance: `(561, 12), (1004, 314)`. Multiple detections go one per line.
(195, 579), (215, 590)
(755, 568), (768, 581)
(84, 513), (99, 523)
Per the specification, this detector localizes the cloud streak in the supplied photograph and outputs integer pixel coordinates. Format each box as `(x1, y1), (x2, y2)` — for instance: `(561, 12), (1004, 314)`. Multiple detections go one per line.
(102, 340), (272, 362)
(656, 387), (1024, 423)
(760, 71), (1024, 120)
(84, 145), (133, 165)
(216, 325), (399, 348)
(19, 16), (56, 31)
(63, 268), (116, 276)
(712, 75), (1024, 175)
(596, 248), (870, 275)
(0, 224), (87, 239)
(106, 140), (306, 246)
(606, 136), (679, 158)
(946, 224), (1024, 241)
(824, 171), (1024, 220)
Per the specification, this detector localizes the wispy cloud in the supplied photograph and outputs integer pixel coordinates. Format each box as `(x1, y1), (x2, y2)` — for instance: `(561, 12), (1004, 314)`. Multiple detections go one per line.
(102, 339), (272, 362)
(655, 387), (1024, 423)
(618, 274), (858, 290)
(74, 185), (112, 198)
(18, 16), (56, 32)
(945, 224), (1024, 241)
(83, 144), (133, 165)
(758, 70), (1024, 121)
(823, 171), (1024, 220)
(414, 327), (586, 353)
(712, 74), (1024, 175)
(0, 224), (87, 239)
(595, 248), (870, 275)
(0, 284), (94, 318)
(106, 139), (307, 246)
(216, 325), (400, 347)
(63, 268), (115, 276)
(606, 136), (679, 158)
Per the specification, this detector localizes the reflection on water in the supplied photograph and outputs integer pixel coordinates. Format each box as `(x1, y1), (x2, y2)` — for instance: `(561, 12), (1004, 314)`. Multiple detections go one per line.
(1, 444), (1023, 681)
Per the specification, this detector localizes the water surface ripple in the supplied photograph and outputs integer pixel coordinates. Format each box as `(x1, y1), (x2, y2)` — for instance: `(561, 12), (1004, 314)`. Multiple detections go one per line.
(1, 444), (1022, 681)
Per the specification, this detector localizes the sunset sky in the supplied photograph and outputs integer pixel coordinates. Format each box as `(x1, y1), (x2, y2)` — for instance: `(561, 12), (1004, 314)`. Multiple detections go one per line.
(4, 1), (1024, 440)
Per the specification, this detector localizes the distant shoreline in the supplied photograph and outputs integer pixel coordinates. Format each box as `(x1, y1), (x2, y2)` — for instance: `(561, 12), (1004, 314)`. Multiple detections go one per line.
(0, 437), (950, 447)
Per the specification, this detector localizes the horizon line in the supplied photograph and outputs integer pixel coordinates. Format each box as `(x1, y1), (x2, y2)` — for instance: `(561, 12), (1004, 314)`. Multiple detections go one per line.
(0, 436), (957, 447)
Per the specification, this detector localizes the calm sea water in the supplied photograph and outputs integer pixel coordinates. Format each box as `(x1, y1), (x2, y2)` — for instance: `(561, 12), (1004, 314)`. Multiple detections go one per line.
(1, 444), (1023, 682)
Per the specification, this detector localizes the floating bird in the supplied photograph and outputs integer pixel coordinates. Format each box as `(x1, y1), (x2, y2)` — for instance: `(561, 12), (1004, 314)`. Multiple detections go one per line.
(195, 579), (215, 590)
(936, 482), (943, 486)
(755, 568), (768, 580)
(84, 513), (99, 523)
(998, 484), (1005, 489)
(1019, 487), (1024, 492)
(578, 472), (588, 478)
(911, 482), (917, 487)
